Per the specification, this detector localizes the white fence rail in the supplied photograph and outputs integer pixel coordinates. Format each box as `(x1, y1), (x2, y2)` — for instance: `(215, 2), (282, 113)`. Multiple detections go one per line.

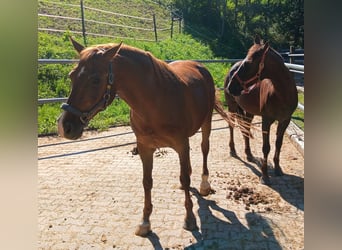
(38, 58), (304, 112)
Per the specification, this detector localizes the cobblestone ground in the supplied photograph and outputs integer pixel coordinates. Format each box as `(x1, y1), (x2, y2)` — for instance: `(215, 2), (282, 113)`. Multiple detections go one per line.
(38, 114), (304, 250)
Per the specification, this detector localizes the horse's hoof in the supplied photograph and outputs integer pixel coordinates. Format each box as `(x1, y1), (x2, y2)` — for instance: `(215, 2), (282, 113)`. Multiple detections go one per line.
(260, 176), (271, 185)
(199, 178), (211, 196)
(274, 167), (284, 176)
(131, 147), (139, 155)
(135, 221), (151, 237)
(199, 187), (211, 196)
(230, 150), (237, 158)
(246, 154), (254, 162)
(183, 218), (198, 231)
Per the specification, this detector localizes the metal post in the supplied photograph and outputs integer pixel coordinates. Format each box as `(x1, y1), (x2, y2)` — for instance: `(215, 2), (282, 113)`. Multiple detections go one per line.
(153, 14), (158, 42)
(289, 45), (294, 64)
(80, 0), (87, 46)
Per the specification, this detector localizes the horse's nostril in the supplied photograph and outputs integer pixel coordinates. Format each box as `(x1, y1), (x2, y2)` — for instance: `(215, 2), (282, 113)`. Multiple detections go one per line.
(64, 121), (73, 135)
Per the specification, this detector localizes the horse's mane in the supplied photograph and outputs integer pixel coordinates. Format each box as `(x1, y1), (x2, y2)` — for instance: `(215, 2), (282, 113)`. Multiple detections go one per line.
(146, 52), (183, 86)
(79, 43), (117, 61)
(247, 43), (284, 63)
(78, 43), (184, 87)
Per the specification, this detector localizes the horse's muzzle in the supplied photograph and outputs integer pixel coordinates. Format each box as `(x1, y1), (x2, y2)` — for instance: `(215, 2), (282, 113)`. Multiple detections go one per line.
(57, 112), (84, 140)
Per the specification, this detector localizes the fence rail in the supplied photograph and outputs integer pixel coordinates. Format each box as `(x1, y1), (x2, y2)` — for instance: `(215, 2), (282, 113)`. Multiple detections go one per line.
(38, 0), (173, 42)
(38, 58), (304, 112)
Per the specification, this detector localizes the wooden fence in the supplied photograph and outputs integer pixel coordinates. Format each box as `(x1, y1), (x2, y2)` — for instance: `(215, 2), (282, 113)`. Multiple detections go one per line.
(38, 0), (176, 43)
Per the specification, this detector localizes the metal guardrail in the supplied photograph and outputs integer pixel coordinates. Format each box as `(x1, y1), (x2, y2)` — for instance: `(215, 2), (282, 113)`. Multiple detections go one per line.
(284, 63), (304, 73)
(38, 59), (304, 111)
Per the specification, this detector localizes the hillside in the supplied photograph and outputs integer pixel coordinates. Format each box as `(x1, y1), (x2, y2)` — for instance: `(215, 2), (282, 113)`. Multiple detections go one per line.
(38, 0), (173, 42)
(37, 0), (232, 136)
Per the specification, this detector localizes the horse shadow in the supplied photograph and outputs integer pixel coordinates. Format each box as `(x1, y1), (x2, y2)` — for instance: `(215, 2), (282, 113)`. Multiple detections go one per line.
(146, 232), (163, 249)
(184, 188), (282, 249)
(233, 154), (304, 211)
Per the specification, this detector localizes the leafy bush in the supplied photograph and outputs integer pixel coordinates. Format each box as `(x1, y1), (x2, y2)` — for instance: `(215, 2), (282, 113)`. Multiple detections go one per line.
(38, 32), (232, 135)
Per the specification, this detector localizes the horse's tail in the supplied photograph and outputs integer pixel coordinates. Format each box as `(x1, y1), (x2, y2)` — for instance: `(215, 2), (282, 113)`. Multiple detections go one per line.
(213, 91), (234, 128)
(214, 90), (254, 139)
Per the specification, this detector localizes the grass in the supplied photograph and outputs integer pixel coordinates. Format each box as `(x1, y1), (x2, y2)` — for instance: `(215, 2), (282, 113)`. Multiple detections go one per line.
(292, 91), (304, 130)
(38, 32), (232, 135)
(38, 0), (172, 42)
(37, 0), (304, 135)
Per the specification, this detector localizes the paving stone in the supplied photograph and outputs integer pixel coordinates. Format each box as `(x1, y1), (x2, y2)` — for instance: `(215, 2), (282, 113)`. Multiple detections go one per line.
(38, 114), (304, 249)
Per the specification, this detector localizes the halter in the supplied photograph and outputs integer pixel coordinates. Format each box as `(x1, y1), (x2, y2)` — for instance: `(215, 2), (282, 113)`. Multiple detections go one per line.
(61, 62), (114, 125)
(231, 45), (270, 94)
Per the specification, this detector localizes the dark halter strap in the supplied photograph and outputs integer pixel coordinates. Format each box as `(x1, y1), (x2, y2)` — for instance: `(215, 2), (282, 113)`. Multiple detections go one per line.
(61, 61), (114, 125)
(231, 46), (270, 93)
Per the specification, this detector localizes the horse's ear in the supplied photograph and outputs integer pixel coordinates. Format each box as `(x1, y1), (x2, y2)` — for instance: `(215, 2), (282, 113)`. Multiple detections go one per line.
(104, 41), (123, 61)
(254, 35), (262, 45)
(69, 36), (85, 54)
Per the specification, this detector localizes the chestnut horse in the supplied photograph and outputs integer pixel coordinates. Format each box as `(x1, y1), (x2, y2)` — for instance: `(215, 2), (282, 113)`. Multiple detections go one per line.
(58, 38), (230, 236)
(225, 36), (298, 185)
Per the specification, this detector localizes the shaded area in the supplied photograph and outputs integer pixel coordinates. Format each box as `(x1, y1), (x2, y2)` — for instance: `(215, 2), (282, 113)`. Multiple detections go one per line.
(184, 188), (282, 249)
(38, 141), (136, 160)
(232, 155), (304, 211)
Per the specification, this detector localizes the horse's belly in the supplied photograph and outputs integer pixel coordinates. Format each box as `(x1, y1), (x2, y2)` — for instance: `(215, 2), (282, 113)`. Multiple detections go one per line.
(235, 93), (261, 115)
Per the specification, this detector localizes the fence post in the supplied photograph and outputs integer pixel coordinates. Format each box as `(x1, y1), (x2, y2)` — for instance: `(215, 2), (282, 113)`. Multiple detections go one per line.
(289, 45), (294, 64)
(80, 0), (87, 46)
(153, 14), (158, 42)
(178, 17), (182, 34)
(171, 17), (174, 39)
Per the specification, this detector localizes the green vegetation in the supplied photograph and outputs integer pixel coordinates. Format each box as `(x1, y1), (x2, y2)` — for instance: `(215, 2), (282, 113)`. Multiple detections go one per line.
(38, 0), (304, 135)
(172, 0), (304, 57)
(38, 32), (230, 135)
(292, 92), (304, 130)
(38, 0), (172, 42)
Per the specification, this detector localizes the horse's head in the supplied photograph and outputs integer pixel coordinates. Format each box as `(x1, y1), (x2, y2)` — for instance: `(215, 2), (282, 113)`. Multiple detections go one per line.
(57, 37), (123, 140)
(226, 35), (270, 96)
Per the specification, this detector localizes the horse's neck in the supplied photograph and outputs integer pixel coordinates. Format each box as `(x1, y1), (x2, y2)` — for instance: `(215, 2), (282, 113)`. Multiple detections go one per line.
(113, 52), (171, 116)
(266, 51), (294, 88)
(263, 51), (297, 105)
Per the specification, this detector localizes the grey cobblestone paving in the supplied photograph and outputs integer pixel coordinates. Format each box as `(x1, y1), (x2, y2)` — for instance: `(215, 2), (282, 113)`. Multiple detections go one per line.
(38, 114), (304, 249)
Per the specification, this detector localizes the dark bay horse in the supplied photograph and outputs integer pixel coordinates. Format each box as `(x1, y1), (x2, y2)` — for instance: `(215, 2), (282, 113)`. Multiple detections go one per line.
(225, 36), (298, 185)
(57, 38), (230, 236)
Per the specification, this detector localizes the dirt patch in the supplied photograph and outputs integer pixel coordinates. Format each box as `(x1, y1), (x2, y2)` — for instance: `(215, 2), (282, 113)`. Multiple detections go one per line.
(226, 183), (272, 211)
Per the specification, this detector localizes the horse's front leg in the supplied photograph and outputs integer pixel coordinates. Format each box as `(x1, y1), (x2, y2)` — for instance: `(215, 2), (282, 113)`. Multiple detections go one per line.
(177, 139), (198, 231)
(135, 142), (155, 237)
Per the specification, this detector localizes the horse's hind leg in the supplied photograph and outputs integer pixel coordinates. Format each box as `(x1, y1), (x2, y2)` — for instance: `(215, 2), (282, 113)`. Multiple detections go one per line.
(239, 110), (254, 162)
(273, 118), (291, 176)
(228, 112), (237, 157)
(135, 142), (155, 237)
(226, 94), (238, 156)
(199, 117), (212, 196)
(177, 139), (198, 231)
(260, 117), (274, 185)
